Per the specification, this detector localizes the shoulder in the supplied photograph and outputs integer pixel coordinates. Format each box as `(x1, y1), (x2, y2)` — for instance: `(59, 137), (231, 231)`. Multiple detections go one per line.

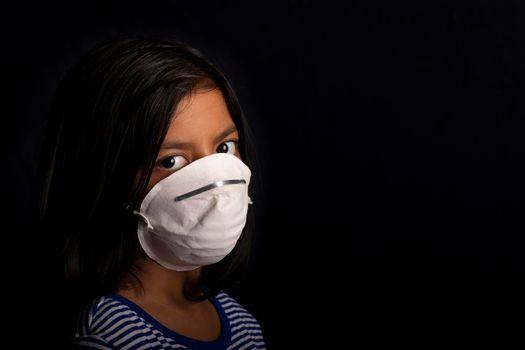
(73, 294), (174, 350)
(74, 295), (131, 349)
(215, 291), (266, 349)
(214, 291), (262, 327)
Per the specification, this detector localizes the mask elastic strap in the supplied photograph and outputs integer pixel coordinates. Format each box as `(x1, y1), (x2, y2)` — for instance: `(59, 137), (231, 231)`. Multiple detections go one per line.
(133, 210), (154, 230)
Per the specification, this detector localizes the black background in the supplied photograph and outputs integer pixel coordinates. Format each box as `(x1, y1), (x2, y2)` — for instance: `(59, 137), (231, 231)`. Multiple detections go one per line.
(4, 0), (525, 347)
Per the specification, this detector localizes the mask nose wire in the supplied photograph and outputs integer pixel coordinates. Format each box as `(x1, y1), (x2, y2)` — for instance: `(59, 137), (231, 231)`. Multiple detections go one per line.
(133, 178), (251, 230)
(173, 179), (247, 202)
(133, 210), (154, 230)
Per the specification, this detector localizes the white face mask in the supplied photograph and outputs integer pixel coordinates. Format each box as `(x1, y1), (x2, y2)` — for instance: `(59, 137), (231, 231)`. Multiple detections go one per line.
(134, 153), (252, 271)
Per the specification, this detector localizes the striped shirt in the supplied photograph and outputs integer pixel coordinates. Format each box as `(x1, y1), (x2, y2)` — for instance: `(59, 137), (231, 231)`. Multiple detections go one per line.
(74, 292), (265, 350)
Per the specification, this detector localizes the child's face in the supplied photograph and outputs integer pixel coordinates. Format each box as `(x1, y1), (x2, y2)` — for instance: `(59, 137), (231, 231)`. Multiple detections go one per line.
(146, 88), (240, 194)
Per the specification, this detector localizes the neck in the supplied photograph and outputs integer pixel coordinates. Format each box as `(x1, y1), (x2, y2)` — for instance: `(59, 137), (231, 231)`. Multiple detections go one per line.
(119, 257), (203, 306)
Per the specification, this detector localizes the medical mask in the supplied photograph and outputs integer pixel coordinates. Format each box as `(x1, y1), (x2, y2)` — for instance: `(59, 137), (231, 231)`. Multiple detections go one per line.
(134, 153), (252, 271)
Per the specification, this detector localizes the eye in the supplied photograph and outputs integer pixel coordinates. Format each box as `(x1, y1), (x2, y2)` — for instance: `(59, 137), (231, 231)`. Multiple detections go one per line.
(216, 141), (237, 155)
(158, 155), (189, 172)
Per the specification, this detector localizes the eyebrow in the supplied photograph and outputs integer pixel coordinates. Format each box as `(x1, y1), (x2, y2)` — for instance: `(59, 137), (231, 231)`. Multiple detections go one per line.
(161, 125), (238, 149)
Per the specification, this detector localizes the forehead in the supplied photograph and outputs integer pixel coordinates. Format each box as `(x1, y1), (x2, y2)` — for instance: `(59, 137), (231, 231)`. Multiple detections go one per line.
(164, 89), (235, 140)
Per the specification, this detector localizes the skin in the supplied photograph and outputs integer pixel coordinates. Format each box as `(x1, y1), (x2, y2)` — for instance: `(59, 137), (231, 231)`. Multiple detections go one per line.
(118, 88), (241, 341)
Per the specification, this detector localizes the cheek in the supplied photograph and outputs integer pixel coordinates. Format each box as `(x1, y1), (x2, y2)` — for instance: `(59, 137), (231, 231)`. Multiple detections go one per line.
(145, 171), (166, 194)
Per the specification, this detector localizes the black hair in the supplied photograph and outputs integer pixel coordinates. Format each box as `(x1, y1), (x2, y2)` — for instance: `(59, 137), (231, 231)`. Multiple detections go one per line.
(34, 37), (256, 340)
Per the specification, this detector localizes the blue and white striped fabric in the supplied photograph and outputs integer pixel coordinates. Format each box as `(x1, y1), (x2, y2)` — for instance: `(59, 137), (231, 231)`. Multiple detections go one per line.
(74, 291), (265, 349)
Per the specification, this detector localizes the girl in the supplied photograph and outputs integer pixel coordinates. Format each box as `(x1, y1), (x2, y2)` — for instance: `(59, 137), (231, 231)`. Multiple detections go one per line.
(36, 38), (265, 349)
